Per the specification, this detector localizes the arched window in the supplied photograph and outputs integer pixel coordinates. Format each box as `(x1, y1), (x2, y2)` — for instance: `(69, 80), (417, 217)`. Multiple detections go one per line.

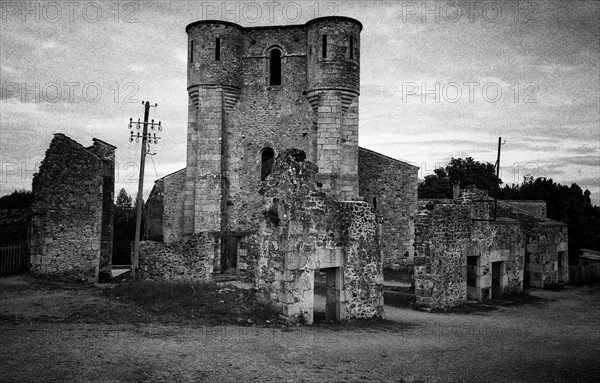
(269, 49), (281, 86)
(261, 147), (275, 180)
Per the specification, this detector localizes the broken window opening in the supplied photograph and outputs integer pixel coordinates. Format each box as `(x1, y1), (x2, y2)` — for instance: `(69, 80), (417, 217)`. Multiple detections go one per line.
(269, 49), (281, 86)
(261, 147), (275, 180)
(215, 37), (221, 61)
(190, 40), (194, 63)
(322, 35), (327, 58)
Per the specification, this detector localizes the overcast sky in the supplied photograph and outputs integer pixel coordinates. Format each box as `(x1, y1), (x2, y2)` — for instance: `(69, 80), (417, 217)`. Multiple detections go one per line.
(1, 0), (598, 204)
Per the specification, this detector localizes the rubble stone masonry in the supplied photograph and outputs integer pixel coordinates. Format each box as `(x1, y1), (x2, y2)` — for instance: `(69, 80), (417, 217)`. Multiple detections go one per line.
(255, 150), (383, 324)
(358, 147), (418, 270)
(29, 134), (115, 282)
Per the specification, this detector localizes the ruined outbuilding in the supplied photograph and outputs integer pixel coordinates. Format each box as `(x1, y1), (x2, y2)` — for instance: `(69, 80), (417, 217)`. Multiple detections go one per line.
(29, 133), (115, 283)
(414, 187), (568, 309)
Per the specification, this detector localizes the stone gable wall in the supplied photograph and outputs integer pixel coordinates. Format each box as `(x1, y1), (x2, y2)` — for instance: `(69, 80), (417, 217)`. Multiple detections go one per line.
(358, 148), (418, 270)
(29, 134), (107, 282)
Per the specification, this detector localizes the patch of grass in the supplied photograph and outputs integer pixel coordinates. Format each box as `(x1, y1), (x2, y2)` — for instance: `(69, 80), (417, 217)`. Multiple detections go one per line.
(104, 280), (285, 326)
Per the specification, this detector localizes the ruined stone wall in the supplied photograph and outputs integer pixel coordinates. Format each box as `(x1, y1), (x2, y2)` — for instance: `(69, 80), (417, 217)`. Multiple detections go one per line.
(29, 134), (107, 282)
(502, 200), (547, 218)
(358, 147), (418, 270)
(87, 139), (115, 269)
(255, 149), (383, 324)
(144, 169), (187, 243)
(497, 201), (568, 287)
(137, 233), (216, 281)
(413, 200), (472, 309)
(224, 26), (313, 233)
(468, 219), (525, 300)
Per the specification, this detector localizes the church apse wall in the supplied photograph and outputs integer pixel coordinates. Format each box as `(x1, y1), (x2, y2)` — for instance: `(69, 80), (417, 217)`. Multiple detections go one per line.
(358, 147), (418, 270)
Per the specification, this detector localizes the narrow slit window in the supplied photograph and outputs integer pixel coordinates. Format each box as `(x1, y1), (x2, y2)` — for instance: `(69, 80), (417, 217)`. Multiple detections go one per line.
(349, 36), (354, 59)
(190, 40), (194, 63)
(269, 49), (281, 86)
(261, 148), (275, 180)
(215, 37), (221, 61)
(322, 35), (327, 58)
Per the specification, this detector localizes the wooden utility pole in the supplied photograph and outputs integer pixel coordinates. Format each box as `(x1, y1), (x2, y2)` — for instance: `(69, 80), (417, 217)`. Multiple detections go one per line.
(129, 101), (161, 277)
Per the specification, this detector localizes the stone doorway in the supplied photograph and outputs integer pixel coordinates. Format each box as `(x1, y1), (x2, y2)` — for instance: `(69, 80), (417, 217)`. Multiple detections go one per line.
(324, 267), (343, 321)
(466, 256), (480, 300)
(523, 251), (531, 288)
(220, 236), (238, 274)
(491, 261), (505, 299)
(557, 251), (565, 283)
(313, 267), (344, 322)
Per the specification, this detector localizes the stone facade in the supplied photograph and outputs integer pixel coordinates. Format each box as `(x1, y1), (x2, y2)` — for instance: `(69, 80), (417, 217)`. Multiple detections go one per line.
(136, 233), (216, 281)
(414, 188), (568, 309)
(145, 17), (418, 278)
(497, 201), (569, 287)
(414, 200), (472, 309)
(29, 134), (115, 282)
(255, 150), (383, 324)
(358, 147), (418, 270)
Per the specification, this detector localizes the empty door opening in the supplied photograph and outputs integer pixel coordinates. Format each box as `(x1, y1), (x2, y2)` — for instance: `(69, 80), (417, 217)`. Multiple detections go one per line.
(524, 251), (531, 288)
(491, 261), (505, 299)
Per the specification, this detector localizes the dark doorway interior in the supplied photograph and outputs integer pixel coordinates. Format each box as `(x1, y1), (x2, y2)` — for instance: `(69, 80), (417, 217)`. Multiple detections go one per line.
(524, 251), (531, 288)
(220, 236), (238, 274)
(491, 261), (504, 299)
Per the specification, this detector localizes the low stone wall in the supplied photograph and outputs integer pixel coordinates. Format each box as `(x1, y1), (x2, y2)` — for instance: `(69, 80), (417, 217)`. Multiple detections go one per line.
(136, 233), (216, 281)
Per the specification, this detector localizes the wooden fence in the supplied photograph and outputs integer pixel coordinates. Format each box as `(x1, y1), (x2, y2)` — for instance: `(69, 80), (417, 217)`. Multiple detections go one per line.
(569, 264), (600, 285)
(0, 242), (29, 275)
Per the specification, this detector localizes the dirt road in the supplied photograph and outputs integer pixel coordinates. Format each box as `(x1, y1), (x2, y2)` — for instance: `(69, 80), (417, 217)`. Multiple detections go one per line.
(1, 276), (599, 382)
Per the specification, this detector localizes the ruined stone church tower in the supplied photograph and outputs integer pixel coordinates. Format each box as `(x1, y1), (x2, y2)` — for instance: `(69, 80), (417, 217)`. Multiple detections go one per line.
(146, 16), (417, 275)
(183, 16), (362, 237)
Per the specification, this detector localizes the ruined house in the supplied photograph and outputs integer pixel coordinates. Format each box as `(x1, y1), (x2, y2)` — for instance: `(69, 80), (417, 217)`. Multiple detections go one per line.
(414, 187), (568, 309)
(29, 133), (115, 283)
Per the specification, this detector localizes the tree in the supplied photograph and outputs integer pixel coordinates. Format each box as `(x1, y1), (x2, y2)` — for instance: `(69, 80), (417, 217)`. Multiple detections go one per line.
(0, 189), (34, 210)
(113, 189), (137, 265)
(115, 188), (133, 210)
(418, 157), (501, 198)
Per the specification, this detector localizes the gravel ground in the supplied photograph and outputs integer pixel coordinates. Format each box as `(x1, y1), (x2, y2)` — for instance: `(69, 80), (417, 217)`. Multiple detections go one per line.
(1, 276), (599, 383)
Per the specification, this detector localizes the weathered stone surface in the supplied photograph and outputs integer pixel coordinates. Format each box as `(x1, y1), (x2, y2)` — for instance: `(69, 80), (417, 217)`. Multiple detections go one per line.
(29, 134), (115, 283)
(255, 149), (383, 324)
(137, 233), (215, 281)
(358, 147), (418, 270)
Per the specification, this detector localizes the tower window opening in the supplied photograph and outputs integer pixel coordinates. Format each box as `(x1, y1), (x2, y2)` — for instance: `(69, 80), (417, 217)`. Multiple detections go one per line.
(215, 37), (221, 61)
(349, 36), (354, 59)
(261, 148), (275, 180)
(269, 49), (281, 86)
(322, 35), (327, 58)
(190, 39), (194, 63)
